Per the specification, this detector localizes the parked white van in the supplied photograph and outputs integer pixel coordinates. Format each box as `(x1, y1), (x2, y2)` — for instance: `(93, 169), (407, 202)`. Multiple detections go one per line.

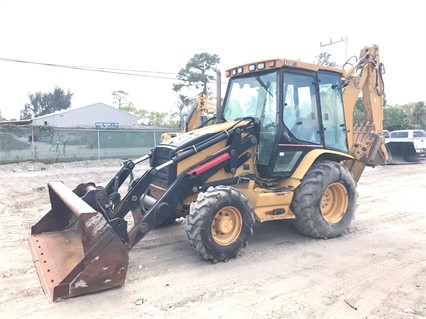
(389, 129), (426, 156)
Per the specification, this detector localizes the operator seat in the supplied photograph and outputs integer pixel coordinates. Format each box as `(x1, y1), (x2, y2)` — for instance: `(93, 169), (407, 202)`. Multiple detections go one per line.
(291, 114), (320, 143)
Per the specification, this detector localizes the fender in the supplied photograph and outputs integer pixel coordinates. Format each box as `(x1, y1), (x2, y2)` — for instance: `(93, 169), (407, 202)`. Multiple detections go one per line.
(290, 149), (353, 181)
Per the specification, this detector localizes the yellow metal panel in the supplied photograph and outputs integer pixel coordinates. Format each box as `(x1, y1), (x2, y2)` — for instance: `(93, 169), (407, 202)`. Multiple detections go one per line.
(236, 185), (295, 223)
(290, 149), (353, 180)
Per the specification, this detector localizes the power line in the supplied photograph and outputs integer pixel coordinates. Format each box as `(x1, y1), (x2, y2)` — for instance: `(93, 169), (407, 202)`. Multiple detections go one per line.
(0, 57), (179, 80)
(0, 57), (229, 86)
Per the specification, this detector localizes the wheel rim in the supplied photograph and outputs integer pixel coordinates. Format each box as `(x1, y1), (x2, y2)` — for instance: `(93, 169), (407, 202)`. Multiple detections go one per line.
(211, 206), (243, 245)
(321, 182), (348, 223)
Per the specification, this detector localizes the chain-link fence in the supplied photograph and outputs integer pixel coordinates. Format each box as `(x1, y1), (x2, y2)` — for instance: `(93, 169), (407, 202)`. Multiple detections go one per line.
(0, 125), (174, 164)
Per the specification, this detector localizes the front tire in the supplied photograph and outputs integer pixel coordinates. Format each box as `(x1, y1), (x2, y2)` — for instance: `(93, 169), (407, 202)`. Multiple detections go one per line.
(186, 186), (255, 262)
(290, 160), (357, 239)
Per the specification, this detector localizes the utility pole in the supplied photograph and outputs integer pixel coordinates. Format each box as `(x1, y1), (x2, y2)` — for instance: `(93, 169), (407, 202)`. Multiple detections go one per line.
(320, 36), (348, 64)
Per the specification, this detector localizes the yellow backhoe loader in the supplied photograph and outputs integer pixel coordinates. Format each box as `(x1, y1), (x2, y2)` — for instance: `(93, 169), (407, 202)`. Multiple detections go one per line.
(160, 95), (219, 142)
(30, 45), (391, 302)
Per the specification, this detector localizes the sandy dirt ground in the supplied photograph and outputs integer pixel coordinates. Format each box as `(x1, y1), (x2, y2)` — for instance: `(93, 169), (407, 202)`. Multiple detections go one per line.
(0, 158), (425, 319)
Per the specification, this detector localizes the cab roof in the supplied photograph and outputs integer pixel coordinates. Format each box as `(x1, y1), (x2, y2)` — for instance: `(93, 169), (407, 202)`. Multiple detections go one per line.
(226, 58), (344, 78)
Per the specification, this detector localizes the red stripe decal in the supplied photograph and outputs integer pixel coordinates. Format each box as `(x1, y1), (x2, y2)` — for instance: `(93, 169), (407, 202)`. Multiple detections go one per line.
(186, 153), (230, 178)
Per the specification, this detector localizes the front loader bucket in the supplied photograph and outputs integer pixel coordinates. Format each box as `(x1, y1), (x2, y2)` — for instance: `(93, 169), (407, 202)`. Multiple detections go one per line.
(29, 181), (129, 301)
(385, 141), (420, 164)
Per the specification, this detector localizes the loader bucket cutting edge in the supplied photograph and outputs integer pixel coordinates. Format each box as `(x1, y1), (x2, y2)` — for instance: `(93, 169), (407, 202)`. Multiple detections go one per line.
(29, 181), (129, 301)
(385, 141), (420, 165)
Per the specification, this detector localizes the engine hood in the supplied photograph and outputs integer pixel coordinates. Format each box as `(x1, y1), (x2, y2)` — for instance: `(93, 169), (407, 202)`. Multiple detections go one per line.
(159, 120), (250, 150)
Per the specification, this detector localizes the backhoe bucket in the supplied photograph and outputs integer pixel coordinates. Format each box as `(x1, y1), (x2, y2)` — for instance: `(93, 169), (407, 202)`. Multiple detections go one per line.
(29, 181), (129, 301)
(385, 141), (420, 164)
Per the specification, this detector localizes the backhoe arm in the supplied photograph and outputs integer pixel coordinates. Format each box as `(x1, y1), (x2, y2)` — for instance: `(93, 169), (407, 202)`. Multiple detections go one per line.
(185, 96), (218, 132)
(342, 45), (386, 148)
(342, 45), (388, 180)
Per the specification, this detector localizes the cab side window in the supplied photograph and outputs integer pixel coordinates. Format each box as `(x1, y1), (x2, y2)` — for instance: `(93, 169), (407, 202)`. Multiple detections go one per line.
(318, 72), (348, 153)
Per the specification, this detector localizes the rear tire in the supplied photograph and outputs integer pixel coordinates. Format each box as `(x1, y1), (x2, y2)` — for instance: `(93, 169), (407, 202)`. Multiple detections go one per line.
(290, 160), (357, 239)
(186, 186), (255, 262)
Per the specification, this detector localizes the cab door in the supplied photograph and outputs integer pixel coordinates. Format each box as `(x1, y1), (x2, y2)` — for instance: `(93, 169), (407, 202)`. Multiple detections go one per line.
(271, 71), (321, 176)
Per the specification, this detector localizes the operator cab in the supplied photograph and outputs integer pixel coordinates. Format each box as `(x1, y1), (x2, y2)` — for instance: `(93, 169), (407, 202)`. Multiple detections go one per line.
(222, 59), (348, 178)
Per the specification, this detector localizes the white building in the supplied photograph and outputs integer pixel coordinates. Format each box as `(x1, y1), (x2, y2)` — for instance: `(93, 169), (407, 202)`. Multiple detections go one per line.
(31, 102), (139, 128)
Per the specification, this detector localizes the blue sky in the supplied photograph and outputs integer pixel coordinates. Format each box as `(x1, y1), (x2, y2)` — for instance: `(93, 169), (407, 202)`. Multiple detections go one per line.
(1, 0), (425, 120)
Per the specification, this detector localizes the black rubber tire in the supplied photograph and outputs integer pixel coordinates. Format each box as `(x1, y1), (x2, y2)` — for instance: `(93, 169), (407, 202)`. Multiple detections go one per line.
(290, 160), (357, 239)
(186, 186), (255, 262)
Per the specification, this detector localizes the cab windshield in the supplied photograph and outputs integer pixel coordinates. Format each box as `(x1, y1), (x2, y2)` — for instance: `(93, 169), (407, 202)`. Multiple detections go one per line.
(222, 70), (277, 125)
